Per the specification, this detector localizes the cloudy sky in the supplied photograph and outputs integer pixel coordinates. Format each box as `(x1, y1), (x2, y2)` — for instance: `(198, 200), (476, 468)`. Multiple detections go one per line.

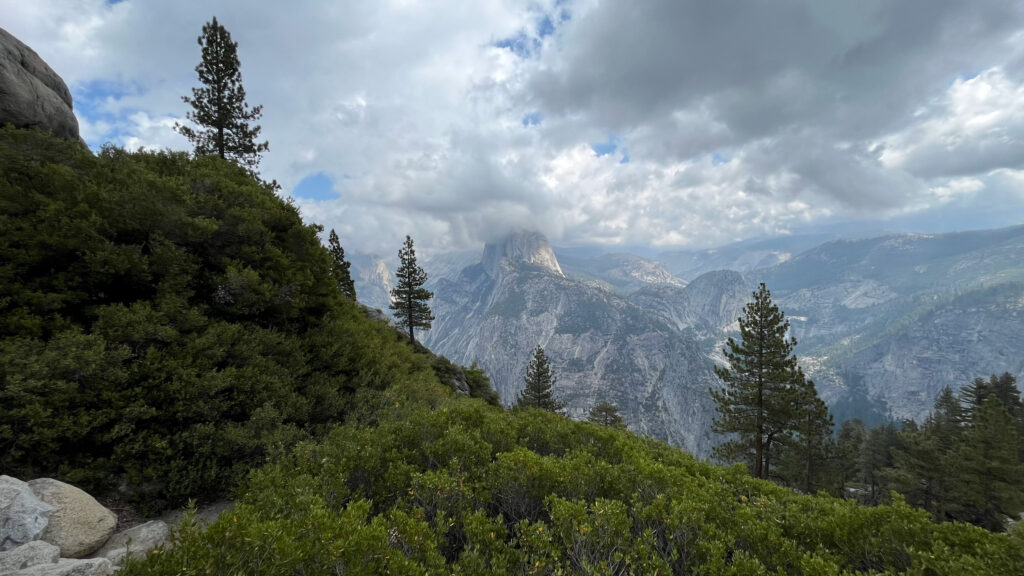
(5, 0), (1024, 254)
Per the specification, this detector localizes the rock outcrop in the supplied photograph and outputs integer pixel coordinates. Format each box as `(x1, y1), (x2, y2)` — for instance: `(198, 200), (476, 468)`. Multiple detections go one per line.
(1, 475), (53, 552)
(0, 27), (80, 141)
(0, 540), (60, 572)
(27, 479), (116, 559)
(93, 520), (169, 567)
(12, 557), (112, 576)
(481, 230), (564, 279)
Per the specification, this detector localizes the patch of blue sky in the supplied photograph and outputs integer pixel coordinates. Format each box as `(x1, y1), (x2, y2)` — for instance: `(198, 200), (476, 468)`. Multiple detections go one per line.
(619, 152), (630, 164)
(952, 69), (984, 84)
(293, 172), (339, 201)
(591, 135), (618, 157)
(711, 152), (730, 165)
(522, 112), (543, 127)
(496, 7), (569, 57)
(72, 80), (142, 148)
(495, 31), (540, 58)
(538, 15), (555, 38)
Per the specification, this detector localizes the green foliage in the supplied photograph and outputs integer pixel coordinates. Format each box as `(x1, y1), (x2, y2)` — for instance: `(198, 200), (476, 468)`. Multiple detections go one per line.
(124, 395), (1024, 575)
(0, 127), (444, 510)
(389, 235), (434, 343)
(514, 346), (564, 413)
(327, 228), (356, 299)
(175, 17), (268, 174)
(776, 380), (836, 494)
(882, 374), (1024, 531)
(430, 355), (501, 406)
(587, 401), (626, 428)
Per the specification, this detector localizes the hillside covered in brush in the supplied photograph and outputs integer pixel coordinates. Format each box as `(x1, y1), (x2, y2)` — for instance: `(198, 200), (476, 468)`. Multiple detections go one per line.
(1, 128), (1021, 574)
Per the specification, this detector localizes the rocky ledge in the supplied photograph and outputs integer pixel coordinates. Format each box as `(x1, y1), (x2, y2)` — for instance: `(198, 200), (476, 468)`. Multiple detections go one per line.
(0, 475), (223, 575)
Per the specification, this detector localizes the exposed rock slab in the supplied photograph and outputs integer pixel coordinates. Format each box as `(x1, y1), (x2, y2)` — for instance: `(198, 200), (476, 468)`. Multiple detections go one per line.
(27, 479), (116, 559)
(92, 519), (169, 566)
(0, 27), (80, 141)
(0, 540), (60, 572)
(12, 557), (112, 576)
(1, 475), (53, 552)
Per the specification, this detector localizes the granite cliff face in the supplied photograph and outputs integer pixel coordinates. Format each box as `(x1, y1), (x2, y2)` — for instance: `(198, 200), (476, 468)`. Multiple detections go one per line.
(422, 231), (719, 455)
(630, 270), (750, 335)
(0, 28), (80, 141)
(350, 253), (395, 313)
(757, 226), (1024, 419)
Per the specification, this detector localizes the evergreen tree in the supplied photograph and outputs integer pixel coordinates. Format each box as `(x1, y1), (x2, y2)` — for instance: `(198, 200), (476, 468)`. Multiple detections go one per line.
(888, 389), (963, 522)
(948, 396), (1024, 531)
(835, 418), (866, 493)
(860, 422), (900, 505)
(962, 373), (1022, 421)
(515, 346), (564, 413)
(777, 379), (834, 493)
(588, 401), (626, 429)
(389, 235), (433, 344)
(327, 229), (356, 299)
(175, 17), (268, 174)
(710, 283), (804, 479)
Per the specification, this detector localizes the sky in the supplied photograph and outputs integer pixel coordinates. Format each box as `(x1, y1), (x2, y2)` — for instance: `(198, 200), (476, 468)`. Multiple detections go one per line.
(4, 0), (1024, 255)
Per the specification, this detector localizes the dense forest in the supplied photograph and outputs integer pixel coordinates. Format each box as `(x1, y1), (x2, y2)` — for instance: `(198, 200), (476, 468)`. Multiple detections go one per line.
(1, 128), (1023, 574)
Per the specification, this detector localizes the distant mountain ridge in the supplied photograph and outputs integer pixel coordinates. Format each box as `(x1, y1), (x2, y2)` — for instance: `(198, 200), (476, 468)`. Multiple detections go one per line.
(352, 224), (1024, 435)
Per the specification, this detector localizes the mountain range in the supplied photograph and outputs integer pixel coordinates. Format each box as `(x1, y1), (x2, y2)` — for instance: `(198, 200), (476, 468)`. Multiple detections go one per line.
(351, 225), (1024, 453)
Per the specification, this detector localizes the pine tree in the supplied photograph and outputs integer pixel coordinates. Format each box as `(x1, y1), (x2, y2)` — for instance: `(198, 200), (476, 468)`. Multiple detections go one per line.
(948, 396), (1024, 531)
(888, 389), (963, 522)
(777, 379), (834, 493)
(860, 422), (900, 505)
(835, 418), (866, 492)
(515, 346), (564, 413)
(710, 282), (804, 479)
(588, 401), (625, 428)
(327, 229), (356, 299)
(389, 235), (433, 344)
(175, 17), (269, 174)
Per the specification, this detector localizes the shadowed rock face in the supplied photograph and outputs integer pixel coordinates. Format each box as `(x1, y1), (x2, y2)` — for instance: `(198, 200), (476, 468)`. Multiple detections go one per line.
(0, 27), (80, 141)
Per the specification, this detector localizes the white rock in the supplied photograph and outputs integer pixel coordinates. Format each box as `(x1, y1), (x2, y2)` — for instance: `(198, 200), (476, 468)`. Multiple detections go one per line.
(12, 557), (112, 576)
(93, 520), (169, 566)
(27, 479), (116, 559)
(0, 475), (53, 551)
(0, 540), (60, 572)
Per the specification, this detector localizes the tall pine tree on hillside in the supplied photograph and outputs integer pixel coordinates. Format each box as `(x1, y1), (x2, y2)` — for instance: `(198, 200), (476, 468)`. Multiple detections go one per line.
(949, 396), (1024, 531)
(175, 17), (269, 174)
(389, 235), (433, 344)
(889, 387), (963, 521)
(328, 229), (356, 299)
(710, 283), (805, 479)
(515, 346), (564, 413)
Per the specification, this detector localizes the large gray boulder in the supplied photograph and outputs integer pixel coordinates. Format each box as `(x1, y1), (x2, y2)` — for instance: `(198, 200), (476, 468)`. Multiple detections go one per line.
(1, 475), (53, 552)
(12, 557), (112, 576)
(27, 479), (116, 559)
(92, 520), (169, 566)
(0, 27), (80, 140)
(0, 540), (60, 572)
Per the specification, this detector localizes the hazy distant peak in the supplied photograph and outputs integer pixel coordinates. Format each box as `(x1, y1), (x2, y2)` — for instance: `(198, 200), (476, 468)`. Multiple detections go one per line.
(481, 230), (565, 278)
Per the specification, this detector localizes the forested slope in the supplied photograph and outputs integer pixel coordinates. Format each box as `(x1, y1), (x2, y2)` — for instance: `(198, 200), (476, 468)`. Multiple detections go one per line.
(1, 128), (1020, 574)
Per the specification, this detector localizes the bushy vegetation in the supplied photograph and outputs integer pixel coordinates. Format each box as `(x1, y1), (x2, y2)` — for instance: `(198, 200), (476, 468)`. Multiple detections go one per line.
(3, 127), (1020, 573)
(0, 127), (449, 511)
(126, 395), (1024, 575)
